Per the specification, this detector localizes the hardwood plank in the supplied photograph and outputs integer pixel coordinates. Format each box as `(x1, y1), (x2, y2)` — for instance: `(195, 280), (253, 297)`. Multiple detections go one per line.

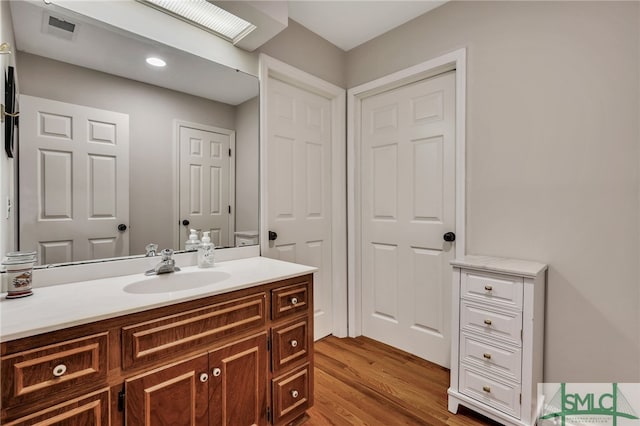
(307, 336), (500, 425)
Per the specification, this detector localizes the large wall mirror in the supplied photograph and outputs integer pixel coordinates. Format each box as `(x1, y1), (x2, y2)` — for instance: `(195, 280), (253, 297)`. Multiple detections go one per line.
(10, 1), (259, 266)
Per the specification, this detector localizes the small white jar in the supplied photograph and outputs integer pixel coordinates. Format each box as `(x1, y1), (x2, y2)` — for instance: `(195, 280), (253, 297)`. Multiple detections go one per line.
(2, 252), (36, 298)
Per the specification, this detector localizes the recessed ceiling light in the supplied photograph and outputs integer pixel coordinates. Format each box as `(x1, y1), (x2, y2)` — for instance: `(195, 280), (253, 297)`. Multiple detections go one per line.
(146, 57), (166, 67)
(138, 0), (256, 44)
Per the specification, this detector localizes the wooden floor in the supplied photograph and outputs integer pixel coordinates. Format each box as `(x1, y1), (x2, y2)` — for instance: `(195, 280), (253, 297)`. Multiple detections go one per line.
(305, 336), (499, 426)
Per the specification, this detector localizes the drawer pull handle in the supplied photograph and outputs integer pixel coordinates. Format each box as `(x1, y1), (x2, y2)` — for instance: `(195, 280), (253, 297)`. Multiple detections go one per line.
(290, 297), (299, 305)
(199, 373), (209, 383)
(212, 368), (221, 377)
(290, 340), (298, 348)
(482, 386), (491, 393)
(484, 285), (493, 291)
(484, 319), (492, 326)
(291, 390), (299, 398)
(483, 353), (492, 360)
(52, 364), (67, 377)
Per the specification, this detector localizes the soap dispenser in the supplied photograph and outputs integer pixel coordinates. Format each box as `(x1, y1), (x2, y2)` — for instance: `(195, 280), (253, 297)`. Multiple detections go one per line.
(197, 231), (214, 268)
(185, 229), (200, 251)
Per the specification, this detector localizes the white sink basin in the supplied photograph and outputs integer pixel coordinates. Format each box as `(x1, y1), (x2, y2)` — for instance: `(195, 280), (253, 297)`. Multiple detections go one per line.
(123, 270), (231, 294)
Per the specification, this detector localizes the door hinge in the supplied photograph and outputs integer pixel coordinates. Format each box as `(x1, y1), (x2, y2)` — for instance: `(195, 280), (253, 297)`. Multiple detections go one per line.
(228, 205), (231, 214)
(267, 336), (271, 351)
(267, 406), (272, 422)
(519, 393), (522, 404)
(229, 148), (232, 157)
(118, 389), (125, 412)
(521, 329), (523, 341)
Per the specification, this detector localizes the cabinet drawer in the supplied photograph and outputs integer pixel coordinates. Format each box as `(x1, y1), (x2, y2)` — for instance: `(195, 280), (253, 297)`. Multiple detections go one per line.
(461, 301), (522, 346)
(272, 364), (311, 425)
(459, 364), (521, 418)
(1, 333), (108, 408)
(460, 332), (522, 383)
(271, 282), (310, 321)
(122, 292), (266, 369)
(272, 318), (309, 374)
(461, 270), (523, 309)
(3, 388), (110, 426)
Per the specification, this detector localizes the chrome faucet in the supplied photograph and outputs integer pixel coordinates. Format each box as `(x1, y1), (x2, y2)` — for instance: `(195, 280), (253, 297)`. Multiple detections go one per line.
(145, 248), (181, 276)
(145, 243), (158, 257)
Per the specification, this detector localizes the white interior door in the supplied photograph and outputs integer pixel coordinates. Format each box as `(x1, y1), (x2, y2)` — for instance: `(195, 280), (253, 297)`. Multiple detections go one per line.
(360, 71), (456, 367)
(265, 77), (333, 339)
(178, 125), (232, 248)
(19, 95), (129, 265)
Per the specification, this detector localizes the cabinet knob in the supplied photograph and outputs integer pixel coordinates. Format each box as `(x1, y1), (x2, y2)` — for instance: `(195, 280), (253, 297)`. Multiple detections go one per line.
(291, 390), (299, 398)
(290, 340), (298, 348)
(52, 364), (67, 377)
(199, 373), (209, 383)
(212, 368), (221, 377)
(290, 297), (298, 305)
(484, 319), (492, 326)
(483, 353), (492, 360)
(484, 285), (493, 291)
(482, 386), (491, 393)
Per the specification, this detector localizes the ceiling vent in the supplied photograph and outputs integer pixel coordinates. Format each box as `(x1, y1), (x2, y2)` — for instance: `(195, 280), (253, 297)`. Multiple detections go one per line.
(42, 13), (79, 41)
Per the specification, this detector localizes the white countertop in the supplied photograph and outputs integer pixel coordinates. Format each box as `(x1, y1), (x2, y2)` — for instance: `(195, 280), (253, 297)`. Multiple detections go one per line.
(450, 255), (547, 278)
(0, 257), (317, 342)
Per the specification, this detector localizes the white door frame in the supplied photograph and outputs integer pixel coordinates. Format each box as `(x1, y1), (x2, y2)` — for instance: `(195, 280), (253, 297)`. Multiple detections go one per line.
(259, 53), (348, 337)
(347, 48), (467, 337)
(173, 120), (236, 249)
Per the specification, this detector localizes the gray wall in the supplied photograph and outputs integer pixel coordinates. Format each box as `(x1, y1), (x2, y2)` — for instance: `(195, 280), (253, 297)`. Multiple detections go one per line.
(258, 19), (347, 89)
(235, 96), (260, 235)
(347, 1), (640, 381)
(17, 53), (239, 254)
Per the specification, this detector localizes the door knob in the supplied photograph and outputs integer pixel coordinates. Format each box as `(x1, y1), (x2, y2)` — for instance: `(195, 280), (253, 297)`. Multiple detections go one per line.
(182, 219), (190, 226)
(268, 231), (278, 241)
(118, 224), (127, 232)
(443, 232), (456, 242)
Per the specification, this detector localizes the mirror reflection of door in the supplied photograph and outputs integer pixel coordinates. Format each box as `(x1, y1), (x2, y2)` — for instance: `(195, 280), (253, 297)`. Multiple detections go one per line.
(19, 95), (130, 264)
(178, 123), (235, 249)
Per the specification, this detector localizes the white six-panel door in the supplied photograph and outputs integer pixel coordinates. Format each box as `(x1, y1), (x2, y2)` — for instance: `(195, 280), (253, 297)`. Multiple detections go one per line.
(265, 77), (334, 339)
(178, 125), (232, 248)
(360, 71), (456, 367)
(19, 95), (129, 265)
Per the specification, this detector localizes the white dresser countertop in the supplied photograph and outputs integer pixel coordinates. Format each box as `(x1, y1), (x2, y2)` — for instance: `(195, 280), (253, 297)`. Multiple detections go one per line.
(450, 255), (547, 278)
(0, 257), (317, 342)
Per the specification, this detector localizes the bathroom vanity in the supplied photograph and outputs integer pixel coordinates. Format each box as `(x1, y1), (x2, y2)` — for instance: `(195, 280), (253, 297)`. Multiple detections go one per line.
(0, 257), (315, 426)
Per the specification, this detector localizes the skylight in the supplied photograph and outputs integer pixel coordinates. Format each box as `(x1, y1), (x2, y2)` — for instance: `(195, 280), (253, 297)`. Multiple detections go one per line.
(139, 0), (256, 44)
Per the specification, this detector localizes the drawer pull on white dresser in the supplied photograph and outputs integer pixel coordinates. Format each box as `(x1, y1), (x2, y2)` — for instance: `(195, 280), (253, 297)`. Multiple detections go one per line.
(448, 256), (547, 426)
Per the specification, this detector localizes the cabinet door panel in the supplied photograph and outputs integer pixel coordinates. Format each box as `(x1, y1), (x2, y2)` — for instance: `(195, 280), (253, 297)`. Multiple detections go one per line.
(122, 292), (266, 370)
(272, 364), (311, 425)
(3, 388), (109, 426)
(1, 332), (108, 408)
(271, 319), (309, 375)
(209, 332), (267, 426)
(271, 281), (310, 321)
(126, 354), (209, 426)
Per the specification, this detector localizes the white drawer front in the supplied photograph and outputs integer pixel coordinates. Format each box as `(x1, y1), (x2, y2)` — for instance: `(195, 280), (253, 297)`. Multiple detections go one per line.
(459, 365), (521, 419)
(460, 332), (522, 383)
(461, 301), (522, 346)
(461, 270), (523, 309)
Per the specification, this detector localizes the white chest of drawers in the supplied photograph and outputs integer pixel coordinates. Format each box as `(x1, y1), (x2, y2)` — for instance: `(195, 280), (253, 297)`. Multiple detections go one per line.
(448, 256), (547, 426)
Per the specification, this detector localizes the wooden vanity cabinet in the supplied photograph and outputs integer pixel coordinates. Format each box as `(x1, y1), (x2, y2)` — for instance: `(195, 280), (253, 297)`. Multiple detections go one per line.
(0, 273), (314, 426)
